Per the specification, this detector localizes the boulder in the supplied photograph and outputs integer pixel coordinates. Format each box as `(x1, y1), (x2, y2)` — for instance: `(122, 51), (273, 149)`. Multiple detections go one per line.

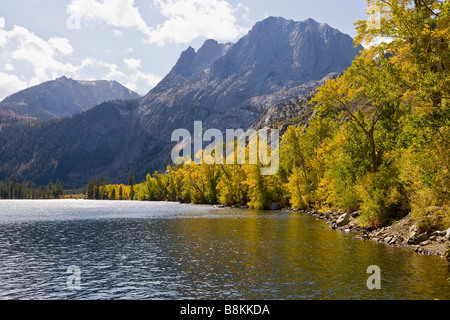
(407, 232), (429, 245)
(419, 240), (430, 246)
(431, 230), (447, 237)
(351, 211), (361, 218)
(375, 228), (386, 237)
(407, 231), (417, 244)
(336, 213), (351, 227)
(416, 232), (430, 243)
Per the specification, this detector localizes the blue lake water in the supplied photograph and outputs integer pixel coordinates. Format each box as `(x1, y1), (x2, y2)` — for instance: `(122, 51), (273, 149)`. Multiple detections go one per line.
(0, 199), (449, 300)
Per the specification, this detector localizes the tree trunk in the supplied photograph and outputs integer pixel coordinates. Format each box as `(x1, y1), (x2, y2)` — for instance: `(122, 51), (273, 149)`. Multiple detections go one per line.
(368, 128), (378, 173)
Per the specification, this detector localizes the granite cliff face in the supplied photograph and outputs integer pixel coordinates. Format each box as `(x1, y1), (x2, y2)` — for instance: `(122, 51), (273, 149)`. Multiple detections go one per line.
(249, 72), (343, 134)
(0, 76), (140, 119)
(131, 17), (362, 174)
(0, 17), (363, 187)
(139, 17), (362, 134)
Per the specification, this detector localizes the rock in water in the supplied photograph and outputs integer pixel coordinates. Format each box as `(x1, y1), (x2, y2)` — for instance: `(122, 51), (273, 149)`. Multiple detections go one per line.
(336, 213), (351, 227)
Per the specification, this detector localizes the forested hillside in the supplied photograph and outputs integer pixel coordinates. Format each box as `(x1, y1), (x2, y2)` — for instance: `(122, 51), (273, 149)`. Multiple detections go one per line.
(0, 16), (361, 187)
(93, 0), (449, 231)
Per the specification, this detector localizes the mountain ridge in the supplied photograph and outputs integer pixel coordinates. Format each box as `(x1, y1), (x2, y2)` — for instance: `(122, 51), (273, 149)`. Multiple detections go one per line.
(0, 76), (141, 120)
(135, 16), (362, 162)
(0, 16), (363, 187)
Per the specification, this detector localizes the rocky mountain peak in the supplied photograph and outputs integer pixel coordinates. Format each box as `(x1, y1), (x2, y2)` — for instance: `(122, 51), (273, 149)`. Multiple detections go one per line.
(0, 77), (140, 119)
(170, 39), (231, 78)
(0, 16), (364, 186)
(171, 46), (197, 77)
(56, 75), (70, 81)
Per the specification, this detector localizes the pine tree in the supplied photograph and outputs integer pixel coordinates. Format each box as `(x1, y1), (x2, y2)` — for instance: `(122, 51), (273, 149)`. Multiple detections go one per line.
(87, 180), (95, 199)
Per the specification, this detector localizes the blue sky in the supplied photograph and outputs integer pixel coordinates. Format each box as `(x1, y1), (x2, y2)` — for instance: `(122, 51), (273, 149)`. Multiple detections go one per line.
(0, 0), (369, 100)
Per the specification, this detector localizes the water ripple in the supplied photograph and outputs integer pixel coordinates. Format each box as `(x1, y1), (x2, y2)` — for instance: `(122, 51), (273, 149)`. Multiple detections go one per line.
(0, 200), (449, 300)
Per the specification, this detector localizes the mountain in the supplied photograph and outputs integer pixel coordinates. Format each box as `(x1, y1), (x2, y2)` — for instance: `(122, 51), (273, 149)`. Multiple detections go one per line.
(132, 16), (363, 174)
(139, 17), (362, 133)
(249, 72), (343, 135)
(0, 17), (363, 187)
(0, 99), (142, 186)
(0, 76), (140, 120)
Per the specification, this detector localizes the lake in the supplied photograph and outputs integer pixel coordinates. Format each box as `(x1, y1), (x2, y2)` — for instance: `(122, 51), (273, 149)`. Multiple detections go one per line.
(0, 199), (449, 300)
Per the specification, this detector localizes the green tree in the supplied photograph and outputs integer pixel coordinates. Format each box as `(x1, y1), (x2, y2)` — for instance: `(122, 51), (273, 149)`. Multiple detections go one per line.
(129, 173), (135, 200)
(118, 185), (123, 200)
(54, 179), (64, 199)
(87, 180), (95, 199)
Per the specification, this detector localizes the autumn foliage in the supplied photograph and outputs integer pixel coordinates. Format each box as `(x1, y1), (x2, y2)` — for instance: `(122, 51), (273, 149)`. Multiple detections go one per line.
(95, 1), (448, 230)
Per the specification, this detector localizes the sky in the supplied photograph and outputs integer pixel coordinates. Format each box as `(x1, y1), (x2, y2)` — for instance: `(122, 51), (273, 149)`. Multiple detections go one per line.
(0, 0), (370, 100)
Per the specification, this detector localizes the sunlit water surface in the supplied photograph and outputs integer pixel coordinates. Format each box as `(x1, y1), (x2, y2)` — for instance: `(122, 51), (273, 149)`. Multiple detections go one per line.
(0, 200), (449, 300)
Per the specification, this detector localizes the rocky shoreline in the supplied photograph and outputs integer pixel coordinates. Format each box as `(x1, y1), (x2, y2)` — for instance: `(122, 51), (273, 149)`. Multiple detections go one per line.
(216, 203), (450, 260)
(280, 207), (450, 260)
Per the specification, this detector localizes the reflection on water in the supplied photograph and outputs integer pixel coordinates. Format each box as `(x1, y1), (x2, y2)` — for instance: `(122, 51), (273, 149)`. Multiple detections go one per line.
(0, 200), (449, 300)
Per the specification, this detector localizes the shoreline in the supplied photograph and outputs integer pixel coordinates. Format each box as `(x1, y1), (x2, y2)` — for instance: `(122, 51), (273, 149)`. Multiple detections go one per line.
(218, 202), (450, 259)
(278, 207), (450, 259)
(2, 198), (449, 259)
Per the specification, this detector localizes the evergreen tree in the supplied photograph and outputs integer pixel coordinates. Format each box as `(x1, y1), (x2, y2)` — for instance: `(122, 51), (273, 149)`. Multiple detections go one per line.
(87, 180), (95, 199)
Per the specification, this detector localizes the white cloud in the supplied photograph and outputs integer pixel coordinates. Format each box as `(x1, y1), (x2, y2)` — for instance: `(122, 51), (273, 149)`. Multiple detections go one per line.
(121, 58), (162, 92)
(123, 71), (162, 93)
(363, 36), (393, 48)
(67, 0), (151, 35)
(113, 29), (123, 37)
(124, 57), (141, 70)
(0, 18), (160, 100)
(0, 72), (27, 101)
(147, 0), (249, 46)
(4, 63), (14, 71)
(0, 24), (79, 97)
(48, 37), (74, 55)
(5, 26), (76, 83)
(66, 0), (250, 46)
(0, 16), (8, 47)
